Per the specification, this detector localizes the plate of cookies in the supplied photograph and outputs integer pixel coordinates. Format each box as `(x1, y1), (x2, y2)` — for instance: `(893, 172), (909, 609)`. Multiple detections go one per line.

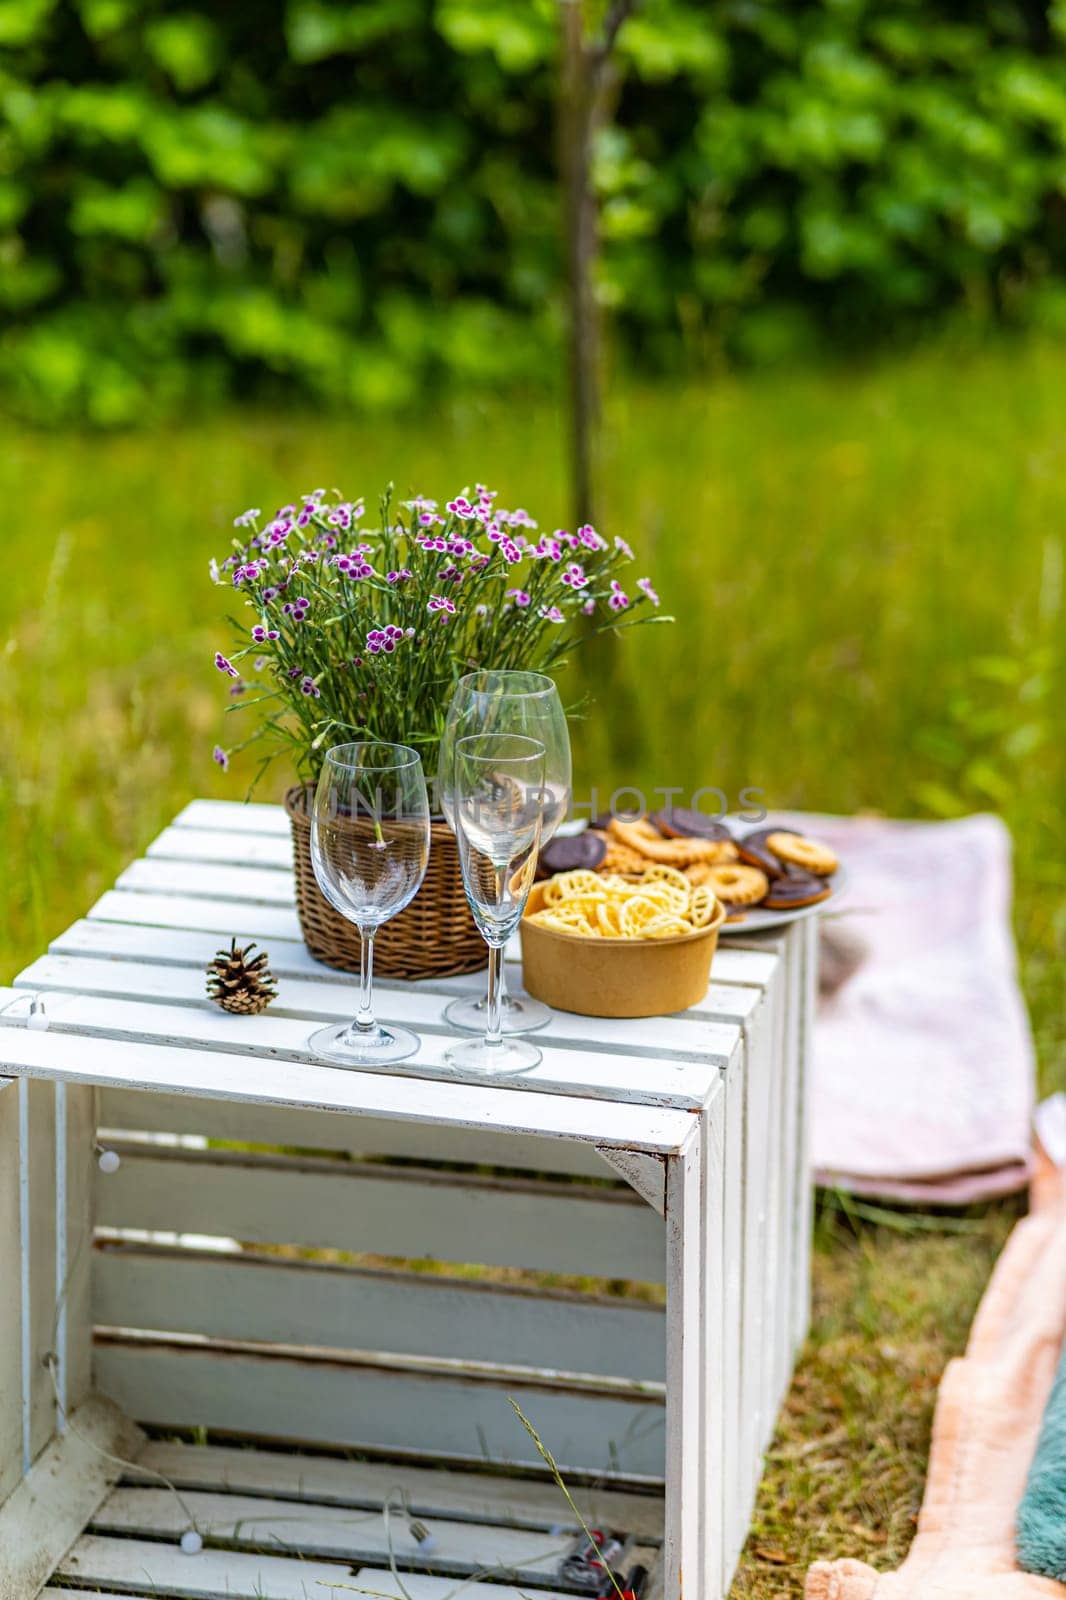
(537, 808), (843, 934)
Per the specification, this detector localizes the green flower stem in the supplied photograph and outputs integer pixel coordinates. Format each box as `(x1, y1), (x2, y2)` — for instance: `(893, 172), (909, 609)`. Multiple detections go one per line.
(214, 488), (665, 782)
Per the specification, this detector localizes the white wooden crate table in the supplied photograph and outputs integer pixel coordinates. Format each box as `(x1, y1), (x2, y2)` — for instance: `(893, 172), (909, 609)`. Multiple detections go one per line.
(0, 798), (815, 1600)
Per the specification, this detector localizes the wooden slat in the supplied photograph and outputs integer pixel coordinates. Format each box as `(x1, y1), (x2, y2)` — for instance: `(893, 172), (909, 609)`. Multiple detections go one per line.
(118, 856), (297, 905)
(740, 959), (776, 1514)
(83, 886), (771, 1022)
(773, 925), (803, 1412)
(791, 916), (817, 1356)
(48, 913), (764, 1025)
(37, 995), (714, 1112)
(58, 1536), (575, 1600)
(0, 1081), (23, 1502)
(57, 1084), (97, 1425)
(94, 1487), (576, 1584)
(149, 824), (292, 869)
(0, 1395), (143, 1600)
(24, 1078), (57, 1462)
(94, 1243), (667, 1381)
(90, 886), (305, 941)
(93, 1340), (667, 1480)
(94, 1145), (667, 1281)
(662, 1127), (704, 1600)
(759, 946), (787, 1465)
(18, 952), (741, 1082)
(175, 797), (291, 835)
(97, 1085), (614, 1177)
(596, 1148), (666, 1215)
(135, 1439), (666, 1539)
(703, 945), (778, 988)
(0, 1004), (697, 1155)
(699, 1070), (728, 1598)
(718, 1032), (747, 1585)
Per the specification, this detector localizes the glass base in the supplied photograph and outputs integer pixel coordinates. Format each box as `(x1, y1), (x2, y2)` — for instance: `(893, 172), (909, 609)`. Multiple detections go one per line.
(307, 1020), (421, 1067)
(444, 1035), (542, 1077)
(443, 991), (551, 1035)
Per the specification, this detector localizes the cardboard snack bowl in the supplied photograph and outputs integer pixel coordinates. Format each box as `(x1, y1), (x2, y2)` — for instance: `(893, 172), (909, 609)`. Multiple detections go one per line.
(519, 883), (726, 1019)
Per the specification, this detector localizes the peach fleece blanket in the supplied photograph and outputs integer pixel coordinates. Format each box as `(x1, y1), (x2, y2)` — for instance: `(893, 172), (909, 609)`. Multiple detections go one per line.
(775, 812), (1036, 1204)
(806, 1157), (1066, 1600)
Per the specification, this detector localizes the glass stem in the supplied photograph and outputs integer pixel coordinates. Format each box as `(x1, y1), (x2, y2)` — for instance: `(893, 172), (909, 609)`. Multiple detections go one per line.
(497, 957), (511, 1011)
(354, 930), (376, 1033)
(485, 944), (504, 1048)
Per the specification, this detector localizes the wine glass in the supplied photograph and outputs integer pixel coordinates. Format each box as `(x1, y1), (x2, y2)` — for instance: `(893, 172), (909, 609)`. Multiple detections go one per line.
(307, 742), (430, 1067)
(438, 670), (571, 1033)
(445, 733), (546, 1076)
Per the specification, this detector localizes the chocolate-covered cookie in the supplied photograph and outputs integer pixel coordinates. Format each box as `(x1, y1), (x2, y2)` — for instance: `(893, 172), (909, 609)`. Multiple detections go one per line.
(653, 807), (733, 843)
(589, 811), (642, 831)
(538, 829), (608, 877)
(762, 870), (831, 910)
(735, 826), (797, 879)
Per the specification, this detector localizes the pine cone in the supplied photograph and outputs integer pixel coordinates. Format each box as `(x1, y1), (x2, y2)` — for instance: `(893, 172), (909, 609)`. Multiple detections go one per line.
(206, 939), (279, 1015)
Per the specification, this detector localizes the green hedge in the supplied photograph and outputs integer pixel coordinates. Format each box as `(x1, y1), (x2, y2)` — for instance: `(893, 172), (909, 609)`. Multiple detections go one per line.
(1, 0), (1064, 423)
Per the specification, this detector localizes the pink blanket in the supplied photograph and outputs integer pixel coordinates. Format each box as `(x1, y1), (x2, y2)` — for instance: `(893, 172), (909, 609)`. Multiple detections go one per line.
(806, 1157), (1066, 1600)
(778, 812), (1035, 1205)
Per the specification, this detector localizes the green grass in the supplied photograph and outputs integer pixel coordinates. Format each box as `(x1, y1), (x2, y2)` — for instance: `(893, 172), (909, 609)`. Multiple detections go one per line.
(733, 1198), (1018, 1593)
(1, 334), (1063, 1595)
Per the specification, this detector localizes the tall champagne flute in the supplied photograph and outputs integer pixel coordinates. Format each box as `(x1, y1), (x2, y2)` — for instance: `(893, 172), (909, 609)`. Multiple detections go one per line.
(446, 734), (546, 1076)
(307, 742), (430, 1066)
(439, 671), (571, 1033)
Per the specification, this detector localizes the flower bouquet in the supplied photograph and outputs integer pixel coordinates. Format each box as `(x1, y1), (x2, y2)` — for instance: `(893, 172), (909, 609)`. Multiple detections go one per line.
(212, 483), (665, 978)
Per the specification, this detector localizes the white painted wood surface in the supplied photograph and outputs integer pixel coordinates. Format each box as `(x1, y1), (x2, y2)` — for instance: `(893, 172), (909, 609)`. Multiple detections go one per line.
(97, 1082), (617, 1177)
(13, 969), (731, 1108)
(135, 1437), (666, 1537)
(715, 1025), (746, 1584)
(58, 1538), (578, 1600)
(94, 1143), (667, 1279)
(0, 1395), (143, 1600)
(663, 1120), (705, 1599)
(52, 1436), (662, 1600)
(0, 796), (815, 1600)
(94, 1242), (667, 1381)
(792, 915), (818, 1357)
(22, 1077), (57, 1464)
(597, 1146), (667, 1214)
(0, 1080), (24, 1505)
(24, 936), (746, 1060)
(94, 1337), (667, 1479)
(51, 911), (763, 1023)
(0, 1010), (697, 1153)
(96, 1486), (578, 1578)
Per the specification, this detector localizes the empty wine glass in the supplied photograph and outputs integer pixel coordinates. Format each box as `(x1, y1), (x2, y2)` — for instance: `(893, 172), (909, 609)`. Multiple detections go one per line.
(439, 670), (571, 1034)
(307, 742), (430, 1067)
(446, 733), (546, 1076)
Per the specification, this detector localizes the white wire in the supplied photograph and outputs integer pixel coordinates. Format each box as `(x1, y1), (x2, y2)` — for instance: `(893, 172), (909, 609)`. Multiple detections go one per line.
(34, 1083), (583, 1589)
(44, 1354), (204, 1534)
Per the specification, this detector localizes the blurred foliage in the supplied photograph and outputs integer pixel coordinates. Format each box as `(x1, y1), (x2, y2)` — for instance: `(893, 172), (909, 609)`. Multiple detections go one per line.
(0, 0), (1064, 423)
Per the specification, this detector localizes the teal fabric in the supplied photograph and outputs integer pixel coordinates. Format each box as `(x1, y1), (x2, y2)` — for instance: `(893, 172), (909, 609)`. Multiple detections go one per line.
(1017, 1335), (1066, 1582)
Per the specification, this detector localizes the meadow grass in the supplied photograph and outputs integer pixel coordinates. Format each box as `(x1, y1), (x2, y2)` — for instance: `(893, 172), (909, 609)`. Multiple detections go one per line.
(1, 334), (1063, 1594)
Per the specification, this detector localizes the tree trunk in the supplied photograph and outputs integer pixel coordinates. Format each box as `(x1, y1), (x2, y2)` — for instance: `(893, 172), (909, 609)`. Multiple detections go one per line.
(558, 0), (644, 769)
(559, 0), (600, 531)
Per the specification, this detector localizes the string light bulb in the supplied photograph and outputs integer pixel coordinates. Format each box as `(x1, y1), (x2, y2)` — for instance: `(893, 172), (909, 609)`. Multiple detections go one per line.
(408, 1518), (438, 1554)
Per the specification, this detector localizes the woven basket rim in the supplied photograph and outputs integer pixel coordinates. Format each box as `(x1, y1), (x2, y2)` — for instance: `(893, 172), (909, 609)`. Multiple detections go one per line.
(284, 781), (450, 828)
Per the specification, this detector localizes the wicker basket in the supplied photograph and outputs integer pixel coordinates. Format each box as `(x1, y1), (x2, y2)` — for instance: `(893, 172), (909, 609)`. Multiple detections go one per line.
(284, 785), (487, 981)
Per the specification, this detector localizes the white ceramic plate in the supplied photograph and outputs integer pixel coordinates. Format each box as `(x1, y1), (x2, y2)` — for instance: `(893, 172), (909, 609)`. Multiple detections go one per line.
(717, 820), (846, 934)
(716, 866), (847, 936)
(551, 817), (845, 935)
